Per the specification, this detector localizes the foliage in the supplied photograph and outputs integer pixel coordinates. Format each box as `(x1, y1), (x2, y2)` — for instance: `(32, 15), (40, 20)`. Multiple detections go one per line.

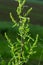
(4, 0), (39, 65)
(0, 60), (6, 65)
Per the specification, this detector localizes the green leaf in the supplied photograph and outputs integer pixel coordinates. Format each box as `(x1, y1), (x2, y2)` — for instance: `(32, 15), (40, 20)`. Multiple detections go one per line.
(25, 45), (28, 51)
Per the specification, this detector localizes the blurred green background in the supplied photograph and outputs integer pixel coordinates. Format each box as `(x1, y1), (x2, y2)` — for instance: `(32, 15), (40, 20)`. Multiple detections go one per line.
(0, 0), (43, 65)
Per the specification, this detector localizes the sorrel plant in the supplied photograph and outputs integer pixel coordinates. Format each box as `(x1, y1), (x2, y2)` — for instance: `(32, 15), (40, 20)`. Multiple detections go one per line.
(4, 0), (38, 65)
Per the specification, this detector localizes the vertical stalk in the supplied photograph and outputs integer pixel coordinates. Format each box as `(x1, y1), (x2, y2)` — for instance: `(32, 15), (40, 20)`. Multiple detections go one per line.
(38, 49), (43, 65)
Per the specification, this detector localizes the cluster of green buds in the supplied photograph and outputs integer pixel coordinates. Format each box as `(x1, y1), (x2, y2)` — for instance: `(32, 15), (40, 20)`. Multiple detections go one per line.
(5, 0), (38, 65)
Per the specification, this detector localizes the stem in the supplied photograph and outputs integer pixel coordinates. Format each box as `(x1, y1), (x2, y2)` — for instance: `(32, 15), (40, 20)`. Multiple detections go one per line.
(38, 49), (43, 65)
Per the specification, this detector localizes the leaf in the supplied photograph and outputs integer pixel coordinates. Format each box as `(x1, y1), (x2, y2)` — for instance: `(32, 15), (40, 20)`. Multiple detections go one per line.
(12, 61), (14, 65)
(25, 45), (28, 51)
(24, 7), (32, 16)
(10, 12), (16, 24)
